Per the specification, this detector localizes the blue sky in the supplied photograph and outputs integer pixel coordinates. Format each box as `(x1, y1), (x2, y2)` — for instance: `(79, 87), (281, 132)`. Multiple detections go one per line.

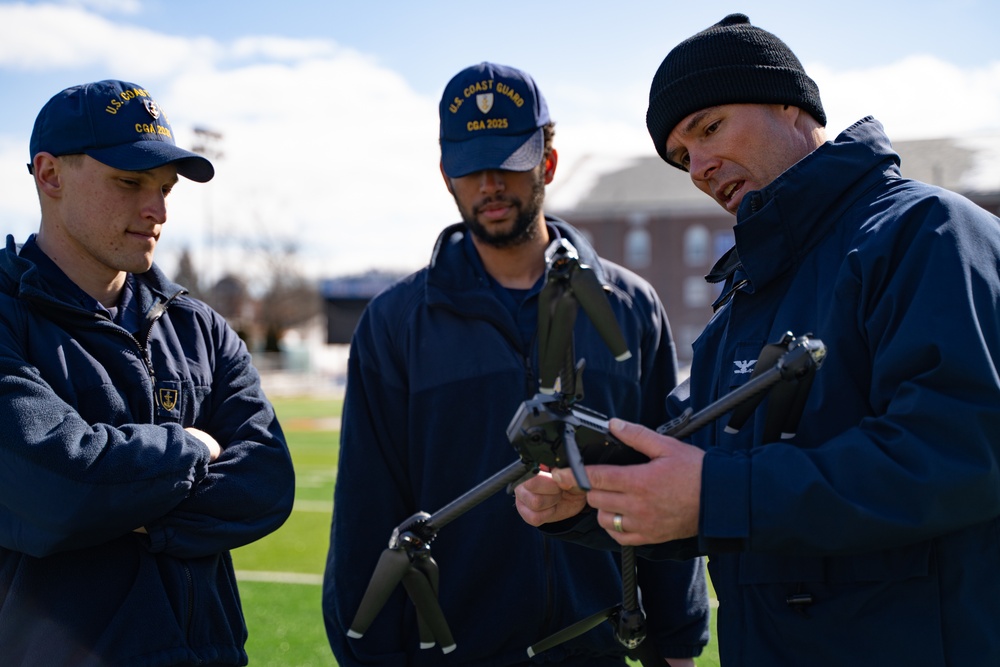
(2, 0), (999, 281)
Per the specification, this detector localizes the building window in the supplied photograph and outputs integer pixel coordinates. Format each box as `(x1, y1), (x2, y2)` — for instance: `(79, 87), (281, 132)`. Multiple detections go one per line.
(713, 230), (735, 262)
(624, 228), (651, 269)
(683, 276), (711, 307)
(684, 225), (710, 267)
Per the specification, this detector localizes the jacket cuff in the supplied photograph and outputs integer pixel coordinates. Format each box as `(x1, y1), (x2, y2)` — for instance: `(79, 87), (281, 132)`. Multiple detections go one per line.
(699, 448), (750, 552)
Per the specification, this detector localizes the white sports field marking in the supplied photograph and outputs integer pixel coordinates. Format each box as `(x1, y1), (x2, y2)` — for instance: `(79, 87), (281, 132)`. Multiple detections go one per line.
(236, 570), (323, 585)
(294, 499), (333, 512)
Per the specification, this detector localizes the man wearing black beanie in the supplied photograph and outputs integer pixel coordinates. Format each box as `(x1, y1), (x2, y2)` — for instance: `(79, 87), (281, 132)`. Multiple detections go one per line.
(516, 13), (1000, 667)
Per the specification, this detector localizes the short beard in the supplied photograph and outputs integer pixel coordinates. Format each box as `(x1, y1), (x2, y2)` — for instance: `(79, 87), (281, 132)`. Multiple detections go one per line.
(457, 172), (546, 249)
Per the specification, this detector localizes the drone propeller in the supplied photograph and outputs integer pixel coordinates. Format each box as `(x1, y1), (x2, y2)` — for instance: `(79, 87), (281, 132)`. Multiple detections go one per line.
(538, 283), (580, 395)
(724, 332), (821, 441)
(409, 556), (440, 649)
(568, 258), (630, 362)
(725, 334), (789, 434)
(402, 561), (455, 653)
(778, 369), (815, 439)
(348, 463), (536, 653)
(348, 547), (412, 639)
(349, 536), (455, 653)
(538, 239), (631, 395)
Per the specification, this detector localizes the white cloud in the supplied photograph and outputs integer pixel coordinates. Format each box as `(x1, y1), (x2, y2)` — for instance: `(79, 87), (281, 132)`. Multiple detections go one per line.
(2, 2), (999, 284)
(0, 4), (215, 76)
(810, 55), (1000, 140)
(0, 3), (454, 282)
(154, 53), (454, 281)
(63, 0), (141, 13)
(228, 36), (341, 62)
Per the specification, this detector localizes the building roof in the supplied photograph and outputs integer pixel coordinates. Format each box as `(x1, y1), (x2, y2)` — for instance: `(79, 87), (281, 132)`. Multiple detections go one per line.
(549, 133), (1000, 218)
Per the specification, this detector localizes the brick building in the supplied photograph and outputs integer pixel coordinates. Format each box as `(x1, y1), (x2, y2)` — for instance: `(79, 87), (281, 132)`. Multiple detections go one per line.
(551, 135), (1000, 364)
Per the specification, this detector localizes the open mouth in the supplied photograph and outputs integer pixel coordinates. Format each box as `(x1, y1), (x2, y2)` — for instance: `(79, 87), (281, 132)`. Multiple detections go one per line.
(719, 181), (744, 210)
(722, 181), (741, 201)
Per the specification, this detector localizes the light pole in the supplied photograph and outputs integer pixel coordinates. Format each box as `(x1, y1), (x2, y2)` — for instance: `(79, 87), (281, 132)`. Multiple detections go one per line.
(192, 127), (224, 290)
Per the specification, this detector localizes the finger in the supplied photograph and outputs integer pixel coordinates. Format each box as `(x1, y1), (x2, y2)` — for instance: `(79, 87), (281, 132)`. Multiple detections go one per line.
(598, 509), (625, 535)
(514, 491), (551, 526)
(549, 467), (585, 492)
(514, 487), (548, 513)
(597, 510), (651, 547)
(608, 418), (676, 459)
(518, 470), (556, 493)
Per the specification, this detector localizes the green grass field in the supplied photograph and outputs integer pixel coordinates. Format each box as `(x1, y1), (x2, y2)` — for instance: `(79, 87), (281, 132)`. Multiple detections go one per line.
(232, 395), (720, 666)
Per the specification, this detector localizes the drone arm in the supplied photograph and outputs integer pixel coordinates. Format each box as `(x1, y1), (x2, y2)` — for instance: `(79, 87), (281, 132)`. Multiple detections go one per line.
(527, 605), (617, 658)
(426, 460), (536, 531)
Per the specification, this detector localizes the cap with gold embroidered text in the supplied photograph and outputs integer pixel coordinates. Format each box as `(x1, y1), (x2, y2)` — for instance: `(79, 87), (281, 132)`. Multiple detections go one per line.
(439, 62), (550, 178)
(29, 79), (214, 182)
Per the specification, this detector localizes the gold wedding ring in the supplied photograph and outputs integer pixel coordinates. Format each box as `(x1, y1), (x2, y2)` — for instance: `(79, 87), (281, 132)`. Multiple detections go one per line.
(613, 513), (625, 533)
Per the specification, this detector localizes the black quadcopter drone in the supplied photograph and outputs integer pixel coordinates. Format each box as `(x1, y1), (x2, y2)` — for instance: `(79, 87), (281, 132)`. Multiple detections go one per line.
(346, 237), (827, 664)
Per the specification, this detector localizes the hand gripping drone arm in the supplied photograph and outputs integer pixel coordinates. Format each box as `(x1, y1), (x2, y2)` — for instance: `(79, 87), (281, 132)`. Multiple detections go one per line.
(526, 332), (827, 666)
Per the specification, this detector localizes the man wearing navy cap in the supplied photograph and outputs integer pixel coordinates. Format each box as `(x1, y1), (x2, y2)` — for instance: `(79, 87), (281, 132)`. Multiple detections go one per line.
(323, 62), (708, 666)
(0, 80), (295, 665)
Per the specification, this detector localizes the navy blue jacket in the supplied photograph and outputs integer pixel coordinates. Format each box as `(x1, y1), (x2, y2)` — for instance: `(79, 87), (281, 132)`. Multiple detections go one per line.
(324, 219), (709, 666)
(0, 235), (295, 666)
(658, 118), (1000, 665)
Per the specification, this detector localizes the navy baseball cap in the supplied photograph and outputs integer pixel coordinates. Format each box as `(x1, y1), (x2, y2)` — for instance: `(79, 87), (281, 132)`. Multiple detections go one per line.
(29, 80), (214, 182)
(439, 62), (550, 178)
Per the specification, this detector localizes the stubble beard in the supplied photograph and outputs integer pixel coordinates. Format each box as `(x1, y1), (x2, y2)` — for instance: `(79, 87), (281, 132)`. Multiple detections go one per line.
(458, 175), (546, 249)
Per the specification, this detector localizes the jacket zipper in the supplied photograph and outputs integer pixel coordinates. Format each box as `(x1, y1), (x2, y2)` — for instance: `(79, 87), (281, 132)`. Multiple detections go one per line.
(135, 292), (184, 412)
(183, 562), (197, 642)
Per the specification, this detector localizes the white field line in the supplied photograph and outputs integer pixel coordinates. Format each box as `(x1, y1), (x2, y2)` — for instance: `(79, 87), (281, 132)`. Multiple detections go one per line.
(235, 497), (331, 585)
(294, 499), (333, 512)
(236, 570), (323, 585)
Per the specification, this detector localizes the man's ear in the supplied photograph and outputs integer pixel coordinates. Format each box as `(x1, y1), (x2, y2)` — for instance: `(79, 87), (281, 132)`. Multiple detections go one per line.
(440, 162), (455, 194)
(543, 148), (558, 184)
(33, 153), (67, 198)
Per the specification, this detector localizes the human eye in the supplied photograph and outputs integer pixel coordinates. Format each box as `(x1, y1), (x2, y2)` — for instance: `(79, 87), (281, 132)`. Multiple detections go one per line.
(666, 145), (691, 172)
(704, 119), (721, 136)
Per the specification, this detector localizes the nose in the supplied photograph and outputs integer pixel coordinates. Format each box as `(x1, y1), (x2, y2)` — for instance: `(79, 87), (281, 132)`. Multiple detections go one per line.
(478, 169), (506, 194)
(688, 150), (718, 185)
(143, 191), (168, 225)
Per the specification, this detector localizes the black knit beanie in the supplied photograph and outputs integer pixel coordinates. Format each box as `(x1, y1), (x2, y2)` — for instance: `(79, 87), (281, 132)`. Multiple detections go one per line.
(646, 13), (826, 169)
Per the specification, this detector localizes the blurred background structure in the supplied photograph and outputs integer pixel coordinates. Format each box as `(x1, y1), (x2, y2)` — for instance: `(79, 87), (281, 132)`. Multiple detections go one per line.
(2, 0), (998, 387)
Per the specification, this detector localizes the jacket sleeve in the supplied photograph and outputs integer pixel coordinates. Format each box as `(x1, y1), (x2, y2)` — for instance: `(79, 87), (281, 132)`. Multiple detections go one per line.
(701, 195), (1000, 555)
(143, 314), (295, 558)
(0, 308), (211, 558)
(323, 302), (416, 665)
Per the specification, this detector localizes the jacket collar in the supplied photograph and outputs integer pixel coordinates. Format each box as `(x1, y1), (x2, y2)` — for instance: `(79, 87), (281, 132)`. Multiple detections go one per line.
(711, 117), (900, 297)
(2, 234), (186, 319)
(425, 216), (608, 307)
